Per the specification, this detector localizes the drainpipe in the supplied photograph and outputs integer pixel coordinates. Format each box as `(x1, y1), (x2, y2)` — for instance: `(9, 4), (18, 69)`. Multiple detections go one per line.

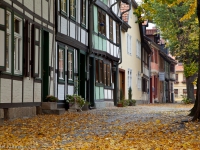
(110, 1), (131, 105)
(87, 0), (97, 106)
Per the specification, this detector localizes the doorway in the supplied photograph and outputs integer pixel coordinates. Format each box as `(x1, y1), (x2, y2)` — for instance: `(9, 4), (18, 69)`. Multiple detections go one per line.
(79, 53), (86, 99)
(119, 69), (125, 99)
(42, 30), (49, 101)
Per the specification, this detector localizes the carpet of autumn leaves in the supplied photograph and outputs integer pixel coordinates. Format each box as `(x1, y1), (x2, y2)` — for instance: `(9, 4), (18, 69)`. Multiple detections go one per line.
(1, 104), (200, 150)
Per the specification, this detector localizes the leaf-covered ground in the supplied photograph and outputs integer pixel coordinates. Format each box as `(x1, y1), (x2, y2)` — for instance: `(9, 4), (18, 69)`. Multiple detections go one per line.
(0, 104), (199, 150)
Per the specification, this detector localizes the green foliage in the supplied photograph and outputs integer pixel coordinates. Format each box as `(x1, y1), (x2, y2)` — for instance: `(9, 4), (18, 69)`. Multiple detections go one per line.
(120, 89), (124, 101)
(128, 99), (136, 106)
(128, 87), (132, 100)
(66, 94), (86, 107)
(45, 95), (58, 102)
(181, 95), (192, 104)
(184, 62), (198, 77)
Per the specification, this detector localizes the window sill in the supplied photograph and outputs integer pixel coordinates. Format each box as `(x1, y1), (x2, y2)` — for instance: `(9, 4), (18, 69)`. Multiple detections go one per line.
(58, 79), (65, 84)
(98, 33), (107, 39)
(81, 23), (86, 28)
(61, 11), (68, 17)
(95, 82), (104, 87)
(68, 80), (74, 85)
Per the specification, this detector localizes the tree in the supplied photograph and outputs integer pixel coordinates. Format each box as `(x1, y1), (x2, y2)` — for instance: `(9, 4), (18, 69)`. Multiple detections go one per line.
(134, 0), (200, 120)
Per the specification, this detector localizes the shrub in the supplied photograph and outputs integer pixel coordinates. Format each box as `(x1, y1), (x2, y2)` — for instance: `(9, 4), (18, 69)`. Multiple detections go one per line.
(66, 94), (86, 108)
(181, 95), (192, 104)
(45, 95), (58, 102)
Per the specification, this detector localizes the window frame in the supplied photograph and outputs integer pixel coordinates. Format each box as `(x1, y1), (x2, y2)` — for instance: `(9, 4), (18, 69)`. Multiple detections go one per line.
(58, 45), (65, 82)
(136, 39), (141, 59)
(13, 14), (23, 75)
(109, 17), (113, 41)
(68, 49), (74, 83)
(31, 24), (41, 78)
(70, 0), (76, 20)
(116, 23), (120, 44)
(81, 0), (86, 26)
(60, 0), (67, 14)
(98, 9), (106, 36)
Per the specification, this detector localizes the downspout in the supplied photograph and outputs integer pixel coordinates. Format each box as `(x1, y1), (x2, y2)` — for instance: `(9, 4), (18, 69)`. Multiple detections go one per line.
(110, 1), (131, 105)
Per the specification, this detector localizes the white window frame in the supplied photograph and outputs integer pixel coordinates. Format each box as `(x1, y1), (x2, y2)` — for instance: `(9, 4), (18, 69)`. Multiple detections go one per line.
(68, 51), (73, 81)
(127, 68), (132, 89)
(137, 72), (141, 90)
(6, 11), (11, 73)
(59, 48), (64, 80)
(136, 39), (141, 59)
(13, 15), (23, 75)
(127, 34), (132, 55)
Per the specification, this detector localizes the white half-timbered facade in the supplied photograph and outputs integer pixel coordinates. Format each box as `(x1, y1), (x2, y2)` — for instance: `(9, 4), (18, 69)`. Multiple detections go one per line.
(55, 0), (89, 108)
(0, 0), (55, 119)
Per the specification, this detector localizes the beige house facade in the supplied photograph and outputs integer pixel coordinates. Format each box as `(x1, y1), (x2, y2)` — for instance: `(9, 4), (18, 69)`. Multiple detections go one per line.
(119, 1), (143, 101)
(174, 63), (197, 102)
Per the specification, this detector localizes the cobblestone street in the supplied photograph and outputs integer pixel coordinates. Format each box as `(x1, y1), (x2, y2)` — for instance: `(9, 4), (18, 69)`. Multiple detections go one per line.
(0, 104), (196, 149)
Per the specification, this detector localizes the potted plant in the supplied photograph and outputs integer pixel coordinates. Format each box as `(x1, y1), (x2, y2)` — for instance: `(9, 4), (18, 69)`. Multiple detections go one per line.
(66, 94), (86, 111)
(117, 100), (123, 107)
(42, 95), (58, 110)
(127, 87), (136, 106)
(82, 101), (90, 111)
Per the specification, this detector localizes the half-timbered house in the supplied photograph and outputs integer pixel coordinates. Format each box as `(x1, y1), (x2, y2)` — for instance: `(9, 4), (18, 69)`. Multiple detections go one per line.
(0, 0), (55, 119)
(55, 0), (89, 108)
(89, 0), (131, 108)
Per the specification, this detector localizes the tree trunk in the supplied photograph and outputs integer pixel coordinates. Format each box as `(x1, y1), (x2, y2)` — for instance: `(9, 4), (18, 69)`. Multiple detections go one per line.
(186, 74), (196, 103)
(192, 0), (200, 121)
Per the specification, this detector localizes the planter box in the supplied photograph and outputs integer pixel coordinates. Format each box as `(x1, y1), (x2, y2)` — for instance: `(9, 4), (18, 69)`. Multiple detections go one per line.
(42, 102), (57, 110)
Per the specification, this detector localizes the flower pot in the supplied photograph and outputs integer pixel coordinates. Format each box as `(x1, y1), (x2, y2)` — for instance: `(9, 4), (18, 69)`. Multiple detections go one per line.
(82, 103), (89, 111)
(117, 103), (123, 107)
(42, 102), (57, 110)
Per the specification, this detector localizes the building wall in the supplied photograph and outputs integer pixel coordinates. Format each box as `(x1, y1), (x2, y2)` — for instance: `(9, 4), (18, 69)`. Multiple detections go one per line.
(0, 0), (55, 107)
(119, 5), (142, 100)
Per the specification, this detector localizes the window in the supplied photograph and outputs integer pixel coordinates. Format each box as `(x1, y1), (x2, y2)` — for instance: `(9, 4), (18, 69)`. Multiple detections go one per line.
(13, 16), (23, 74)
(137, 72), (141, 89)
(109, 18), (113, 41)
(70, 0), (76, 19)
(155, 50), (157, 63)
(106, 64), (111, 86)
(31, 25), (41, 77)
(127, 69), (132, 89)
(61, 0), (67, 13)
(174, 89), (178, 97)
(98, 9), (106, 35)
(96, 59), (99, 82)
(175, 74), (179, 83)
(81, 0), (86, 25)
(182, 74), (186, 83)
(136, 39), (141, 59)
(142, 78), (147, 92)
(99, 60), (103, 83)
(127, 34), (132, 55)
(68, 51), (73, 81)
(183, 89), (187, 95)
(59, 48), (64, 80)
(116, 23), (120, 44)
(5, 13), (23, 75)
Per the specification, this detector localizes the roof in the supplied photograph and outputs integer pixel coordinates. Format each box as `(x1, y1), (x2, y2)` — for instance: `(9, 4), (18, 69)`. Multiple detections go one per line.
(175, 64), (184, 71)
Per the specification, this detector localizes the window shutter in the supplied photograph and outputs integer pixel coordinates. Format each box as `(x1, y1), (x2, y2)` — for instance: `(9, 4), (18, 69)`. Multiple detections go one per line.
(130, 36), (132, 55)
(23, 20), (29, 76)
(31, 24), (40, 77)
(0, 8), (6, 71)
(127, 34), (129, 54)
